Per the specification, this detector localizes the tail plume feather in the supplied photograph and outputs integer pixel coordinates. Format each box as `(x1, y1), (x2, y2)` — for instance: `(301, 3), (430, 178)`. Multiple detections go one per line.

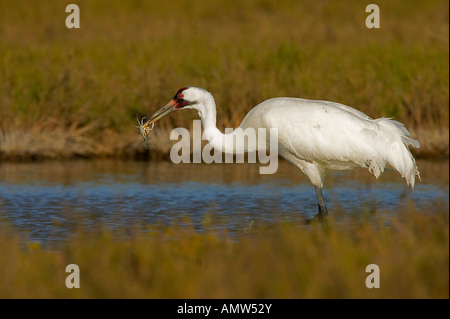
(371, 118), (420, 188)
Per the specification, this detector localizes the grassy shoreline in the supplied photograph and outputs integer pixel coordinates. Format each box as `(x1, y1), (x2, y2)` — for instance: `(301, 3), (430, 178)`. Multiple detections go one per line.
(0, 126), (447, 161)
(0, 1), (448, 161)
(0, 206), (448, 298)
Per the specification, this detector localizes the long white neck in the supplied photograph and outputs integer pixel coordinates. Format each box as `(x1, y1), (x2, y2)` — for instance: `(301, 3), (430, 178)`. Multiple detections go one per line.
(195, 98), (257, 154)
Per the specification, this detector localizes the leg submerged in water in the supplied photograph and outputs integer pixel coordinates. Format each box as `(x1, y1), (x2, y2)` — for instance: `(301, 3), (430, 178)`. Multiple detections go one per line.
(314, 186), (328, 220)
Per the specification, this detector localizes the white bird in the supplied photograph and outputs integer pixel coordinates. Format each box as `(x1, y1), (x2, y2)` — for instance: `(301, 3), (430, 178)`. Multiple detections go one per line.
(142, 86), (420, 219)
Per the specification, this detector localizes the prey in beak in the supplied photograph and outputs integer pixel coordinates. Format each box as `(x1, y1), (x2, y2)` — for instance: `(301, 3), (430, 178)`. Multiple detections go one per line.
(138, 87), (190, 148)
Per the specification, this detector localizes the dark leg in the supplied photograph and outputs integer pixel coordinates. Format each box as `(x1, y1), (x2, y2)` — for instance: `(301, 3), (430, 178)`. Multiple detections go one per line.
(314, 186), (328, 220)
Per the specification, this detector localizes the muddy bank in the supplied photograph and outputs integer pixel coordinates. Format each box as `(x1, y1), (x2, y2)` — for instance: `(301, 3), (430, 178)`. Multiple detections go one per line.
(0, 127), (448, 162)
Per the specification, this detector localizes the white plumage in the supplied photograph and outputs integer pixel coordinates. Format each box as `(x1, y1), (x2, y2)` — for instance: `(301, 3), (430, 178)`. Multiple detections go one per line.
(240, 97), (420, 187)
(145, 86), (421, 219)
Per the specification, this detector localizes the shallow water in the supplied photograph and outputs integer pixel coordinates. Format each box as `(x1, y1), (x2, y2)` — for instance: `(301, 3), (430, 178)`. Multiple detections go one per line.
(0, 159), (448, 245)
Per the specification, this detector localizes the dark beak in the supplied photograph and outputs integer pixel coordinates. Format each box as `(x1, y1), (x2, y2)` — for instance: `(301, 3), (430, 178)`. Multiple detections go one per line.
(148, 99), (177, 123)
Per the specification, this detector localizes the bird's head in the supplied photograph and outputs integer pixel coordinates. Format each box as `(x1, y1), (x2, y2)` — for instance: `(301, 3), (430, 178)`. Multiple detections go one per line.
(138, 87), (215, 146)
(146, 86), (213, 123)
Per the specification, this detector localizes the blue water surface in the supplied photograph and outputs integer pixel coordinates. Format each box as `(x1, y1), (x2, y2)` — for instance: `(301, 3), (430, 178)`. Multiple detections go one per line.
(0, 160), (447, 245)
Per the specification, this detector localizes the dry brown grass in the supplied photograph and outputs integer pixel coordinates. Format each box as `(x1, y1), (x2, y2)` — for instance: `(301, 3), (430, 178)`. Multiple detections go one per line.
(0, 204), (447, 298)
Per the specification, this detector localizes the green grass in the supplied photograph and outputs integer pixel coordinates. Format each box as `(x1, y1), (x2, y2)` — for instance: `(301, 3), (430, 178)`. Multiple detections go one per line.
(0, 0), (448, 159)
(0, 205), (448, 298)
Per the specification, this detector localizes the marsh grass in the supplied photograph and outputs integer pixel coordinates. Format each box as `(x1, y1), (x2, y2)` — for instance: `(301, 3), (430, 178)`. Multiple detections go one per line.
(0, 204), (448, 299)
(0, 0), (448, 160)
